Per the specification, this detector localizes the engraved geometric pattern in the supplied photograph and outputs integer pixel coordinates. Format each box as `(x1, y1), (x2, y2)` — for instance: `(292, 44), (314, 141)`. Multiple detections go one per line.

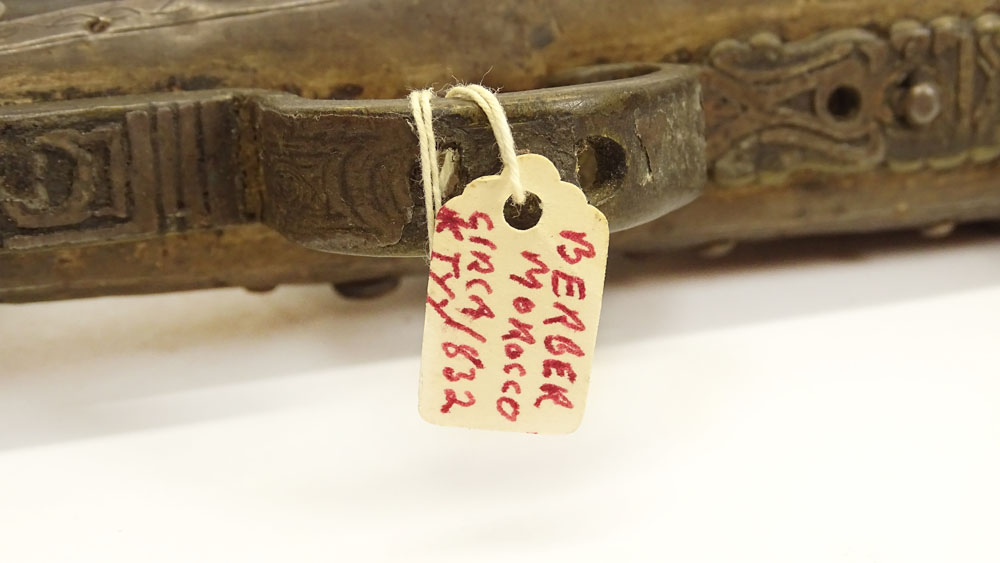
(0, 99), (241, 249)
(704, 15), (1000, 185)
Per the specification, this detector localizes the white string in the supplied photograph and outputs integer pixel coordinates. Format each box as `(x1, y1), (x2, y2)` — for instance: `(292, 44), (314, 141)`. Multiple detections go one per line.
(408, 89), (441, 240)
(445, 85), (525, 205)
(409, 85), (525, 253)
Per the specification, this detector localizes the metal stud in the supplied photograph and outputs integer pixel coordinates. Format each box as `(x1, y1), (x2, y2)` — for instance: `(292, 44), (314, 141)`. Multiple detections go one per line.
(904, 82), (942, 126)
(921, 221), (955, 239)
(332, 276), (401, 299)
(699, 239), (737, 259)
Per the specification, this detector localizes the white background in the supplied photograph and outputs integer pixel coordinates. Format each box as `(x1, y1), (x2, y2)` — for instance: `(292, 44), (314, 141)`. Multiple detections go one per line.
(1, 233), (998, 562)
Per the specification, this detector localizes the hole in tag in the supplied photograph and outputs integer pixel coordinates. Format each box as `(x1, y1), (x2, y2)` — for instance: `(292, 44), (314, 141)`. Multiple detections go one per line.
(503, 192), (543, 230)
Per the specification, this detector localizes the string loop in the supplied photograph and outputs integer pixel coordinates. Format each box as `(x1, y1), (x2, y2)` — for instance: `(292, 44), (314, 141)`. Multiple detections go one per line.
(408, 90), (441, 241)
(409, 85), (524, 253)
(444, 85), (525, 205)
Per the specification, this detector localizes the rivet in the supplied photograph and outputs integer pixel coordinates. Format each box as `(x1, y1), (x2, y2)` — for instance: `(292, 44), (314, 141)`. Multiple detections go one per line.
(904, 82), (942, 126)
(86, 16), (112, 33)
(699, 239), (737, 259)
(244, 284), (278, 293)
(921, 221), (955, 239)
(333, 276), (401, 299)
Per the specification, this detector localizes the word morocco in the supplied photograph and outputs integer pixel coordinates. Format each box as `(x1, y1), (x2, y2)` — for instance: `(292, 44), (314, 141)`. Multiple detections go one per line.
(421, 203), (603, 433)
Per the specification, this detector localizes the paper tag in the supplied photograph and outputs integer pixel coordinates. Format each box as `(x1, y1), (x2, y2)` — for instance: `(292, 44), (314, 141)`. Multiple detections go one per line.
(419, 154), (609, 434)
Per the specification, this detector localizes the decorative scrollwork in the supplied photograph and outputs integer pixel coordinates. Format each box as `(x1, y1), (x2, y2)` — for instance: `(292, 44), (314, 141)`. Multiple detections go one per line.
(704, 14), (1000, 186)
(257, 108), (415, 251)
(0, 98), (241, 249)
(0, 127), (126, 229)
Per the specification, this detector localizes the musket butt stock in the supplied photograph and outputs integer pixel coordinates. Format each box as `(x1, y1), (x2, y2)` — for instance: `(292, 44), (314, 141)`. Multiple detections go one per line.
(0, 0), (998, 301)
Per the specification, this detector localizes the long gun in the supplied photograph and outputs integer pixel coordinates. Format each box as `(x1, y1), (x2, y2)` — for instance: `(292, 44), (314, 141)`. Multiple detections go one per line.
(1, 0), (997, 302)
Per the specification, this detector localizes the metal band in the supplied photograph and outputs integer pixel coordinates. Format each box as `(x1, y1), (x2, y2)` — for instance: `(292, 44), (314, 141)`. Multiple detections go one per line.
(0, 63), (705, 256)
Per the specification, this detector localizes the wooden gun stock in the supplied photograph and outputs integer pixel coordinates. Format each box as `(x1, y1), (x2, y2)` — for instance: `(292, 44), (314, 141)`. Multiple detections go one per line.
(0, 0), (997, 301)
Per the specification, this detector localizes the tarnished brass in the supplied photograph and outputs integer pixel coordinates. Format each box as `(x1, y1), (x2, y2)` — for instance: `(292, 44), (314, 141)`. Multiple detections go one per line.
(0, 66), (704, 256)
(0, 0), (998, 302)
(703, 16), (1000, 185)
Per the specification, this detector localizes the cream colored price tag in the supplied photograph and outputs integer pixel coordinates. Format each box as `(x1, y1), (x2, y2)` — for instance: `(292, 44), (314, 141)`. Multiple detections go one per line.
(419, 154), (609, 434)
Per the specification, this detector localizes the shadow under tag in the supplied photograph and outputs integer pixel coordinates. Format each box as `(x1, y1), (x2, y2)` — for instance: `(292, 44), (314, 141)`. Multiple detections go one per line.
(419, 154), (609, 434)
